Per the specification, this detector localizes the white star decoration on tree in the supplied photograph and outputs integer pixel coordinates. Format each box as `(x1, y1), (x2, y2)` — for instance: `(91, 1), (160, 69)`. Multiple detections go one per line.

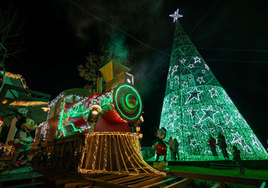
(169, 8), (183, 22)
(188, 64), (194, 69)
(197, 77), (205, 84)
(182, 81), (188, 87)
(244, 145), (253, 154)
(199, 106), (218, 123)
(210, 128), (215, 133)
(224, 113), (235, 126)
(193, 56), (201, 63)
(209, 88), (218, 98)
(171, 65), (178, 75)
(231, 132), (245, 147)
(185, 87), (203, 104)
(190, 139), (199, 148)
(250, 134), (261, 149)
(174, 76), (180, 84)
(170, 95), (178, 109)
(180, 58), (186, 63)
(163, 98), (169, 112)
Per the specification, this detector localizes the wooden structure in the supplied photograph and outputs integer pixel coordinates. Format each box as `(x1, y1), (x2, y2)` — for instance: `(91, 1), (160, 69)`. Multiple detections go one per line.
(31, 132), (86, 171)
(32, 132), (164, 176)
(31, 167), (268, 188)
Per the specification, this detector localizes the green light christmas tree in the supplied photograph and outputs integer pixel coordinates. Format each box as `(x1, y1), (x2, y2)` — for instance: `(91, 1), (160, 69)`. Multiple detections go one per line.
(159, 9), (268, 161)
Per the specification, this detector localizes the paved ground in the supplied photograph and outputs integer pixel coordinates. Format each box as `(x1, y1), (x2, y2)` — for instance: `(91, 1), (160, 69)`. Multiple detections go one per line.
(147, 154), (227, 162)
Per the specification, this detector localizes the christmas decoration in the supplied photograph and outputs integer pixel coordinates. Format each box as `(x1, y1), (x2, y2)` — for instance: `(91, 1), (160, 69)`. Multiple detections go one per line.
(0, 118), (3, 127)
(10, 101), (48, 107)
(8, 113), (38, 168)
(158, 9), (268, 161)
(79, 132), (165, 176)
(5, 72), (28, 89)
(17, 107), (28, 115)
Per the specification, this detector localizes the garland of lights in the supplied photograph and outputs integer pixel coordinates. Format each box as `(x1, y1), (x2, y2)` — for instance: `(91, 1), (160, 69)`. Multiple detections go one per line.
(9, 101), (49, 107)
(79, 132), (165, 176)
(5, 72), (28, 89)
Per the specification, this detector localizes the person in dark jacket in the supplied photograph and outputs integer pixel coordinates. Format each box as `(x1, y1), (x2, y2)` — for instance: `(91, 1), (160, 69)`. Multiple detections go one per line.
(217, 132), (229, 160)
(173, 138), (179, 160)
(168, 137), (174, 160)
(208, 135), (218, 159)
(232, 146), (244, 174)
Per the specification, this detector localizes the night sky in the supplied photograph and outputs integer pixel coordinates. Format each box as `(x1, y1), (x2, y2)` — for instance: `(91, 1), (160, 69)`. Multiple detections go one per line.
(3, 0), (268, 147)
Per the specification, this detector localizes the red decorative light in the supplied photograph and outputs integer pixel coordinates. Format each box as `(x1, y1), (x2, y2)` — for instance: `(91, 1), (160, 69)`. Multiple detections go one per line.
(0, 118), (3, 127)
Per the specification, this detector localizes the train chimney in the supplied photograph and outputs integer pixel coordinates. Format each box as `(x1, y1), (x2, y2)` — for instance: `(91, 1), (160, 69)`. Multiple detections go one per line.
(99, 60), (133, 91)
(96, 76), (102, 93)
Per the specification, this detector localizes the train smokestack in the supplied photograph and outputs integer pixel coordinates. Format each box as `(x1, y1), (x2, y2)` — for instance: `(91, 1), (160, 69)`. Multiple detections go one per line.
(96, 76), (102, 93)
(99, 60), (133, 91)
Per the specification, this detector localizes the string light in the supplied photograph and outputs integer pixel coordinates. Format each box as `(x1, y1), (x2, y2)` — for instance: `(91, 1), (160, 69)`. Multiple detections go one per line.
(9, 101), (49, 107)
(78, 132), (165, 176)
(5, 72), (28, 89)
(159, 11), (268, 161)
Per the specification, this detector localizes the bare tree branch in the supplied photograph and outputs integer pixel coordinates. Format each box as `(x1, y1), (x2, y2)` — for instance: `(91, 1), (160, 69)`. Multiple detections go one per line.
(0, 3), (27, 64)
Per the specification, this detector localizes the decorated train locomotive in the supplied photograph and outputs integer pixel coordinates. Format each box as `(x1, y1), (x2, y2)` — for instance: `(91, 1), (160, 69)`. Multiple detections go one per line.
(31, 61), (164, 176)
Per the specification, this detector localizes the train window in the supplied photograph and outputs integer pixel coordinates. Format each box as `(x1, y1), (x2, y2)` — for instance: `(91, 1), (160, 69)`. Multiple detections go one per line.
(74, 95), (80, 102)
(66, 95), (73, 103)
(54, 98), (62, 117)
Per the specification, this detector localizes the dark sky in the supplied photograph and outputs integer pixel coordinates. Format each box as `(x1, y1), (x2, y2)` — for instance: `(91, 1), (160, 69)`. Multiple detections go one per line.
(4, 0), (268, 147)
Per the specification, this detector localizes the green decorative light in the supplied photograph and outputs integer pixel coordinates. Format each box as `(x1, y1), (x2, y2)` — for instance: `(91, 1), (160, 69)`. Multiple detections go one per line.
(57, 95), (66, 137)
(68, 122), (82, 133)
(114, 84), (142, 120)
(159, 19), (268, 161)
(57, 122), (82, 138)
(69, 105), (86, 117)
(125, 94), (138, 108)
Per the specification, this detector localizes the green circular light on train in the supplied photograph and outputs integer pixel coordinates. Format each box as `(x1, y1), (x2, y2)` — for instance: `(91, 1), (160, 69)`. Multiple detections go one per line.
(114, 84), (143, 121)
(126, 94), (137, 108)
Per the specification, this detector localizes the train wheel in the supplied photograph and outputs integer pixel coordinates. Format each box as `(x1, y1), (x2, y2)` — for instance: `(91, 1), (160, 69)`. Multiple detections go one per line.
(51, 145), (60, 169)
(43, 153), (48, 167)
(61, 142), (74, 171)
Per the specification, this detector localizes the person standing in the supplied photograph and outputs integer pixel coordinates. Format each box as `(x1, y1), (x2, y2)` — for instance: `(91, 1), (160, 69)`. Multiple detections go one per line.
(232, 146), (244, 174)
(208, 135), (218, 159)
(173, 138), (179, 160)
(218, 132), (229, 160)
(168, 137), (174, 160)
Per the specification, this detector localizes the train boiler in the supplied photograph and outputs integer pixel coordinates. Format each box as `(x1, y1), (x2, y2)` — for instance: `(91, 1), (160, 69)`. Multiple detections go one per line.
(32, 60), (164, 176)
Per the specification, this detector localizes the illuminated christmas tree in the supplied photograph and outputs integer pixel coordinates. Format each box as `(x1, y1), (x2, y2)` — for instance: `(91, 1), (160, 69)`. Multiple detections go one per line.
(159, 9), (268, 161)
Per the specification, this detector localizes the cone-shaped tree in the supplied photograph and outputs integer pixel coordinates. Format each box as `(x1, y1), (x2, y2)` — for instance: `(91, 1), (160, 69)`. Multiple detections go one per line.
(160, 9), (268, 161)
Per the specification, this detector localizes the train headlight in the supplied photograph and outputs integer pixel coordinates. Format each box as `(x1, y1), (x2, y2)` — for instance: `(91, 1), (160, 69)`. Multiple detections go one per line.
(88, 105), (102, 122)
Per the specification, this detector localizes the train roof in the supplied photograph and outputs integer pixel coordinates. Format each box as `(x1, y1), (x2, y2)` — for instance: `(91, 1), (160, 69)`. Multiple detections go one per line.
(63, 88), (91, 97)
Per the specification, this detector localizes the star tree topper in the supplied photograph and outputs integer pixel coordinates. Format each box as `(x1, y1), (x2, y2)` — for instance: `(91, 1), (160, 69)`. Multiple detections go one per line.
(169, 9), (183, 22)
